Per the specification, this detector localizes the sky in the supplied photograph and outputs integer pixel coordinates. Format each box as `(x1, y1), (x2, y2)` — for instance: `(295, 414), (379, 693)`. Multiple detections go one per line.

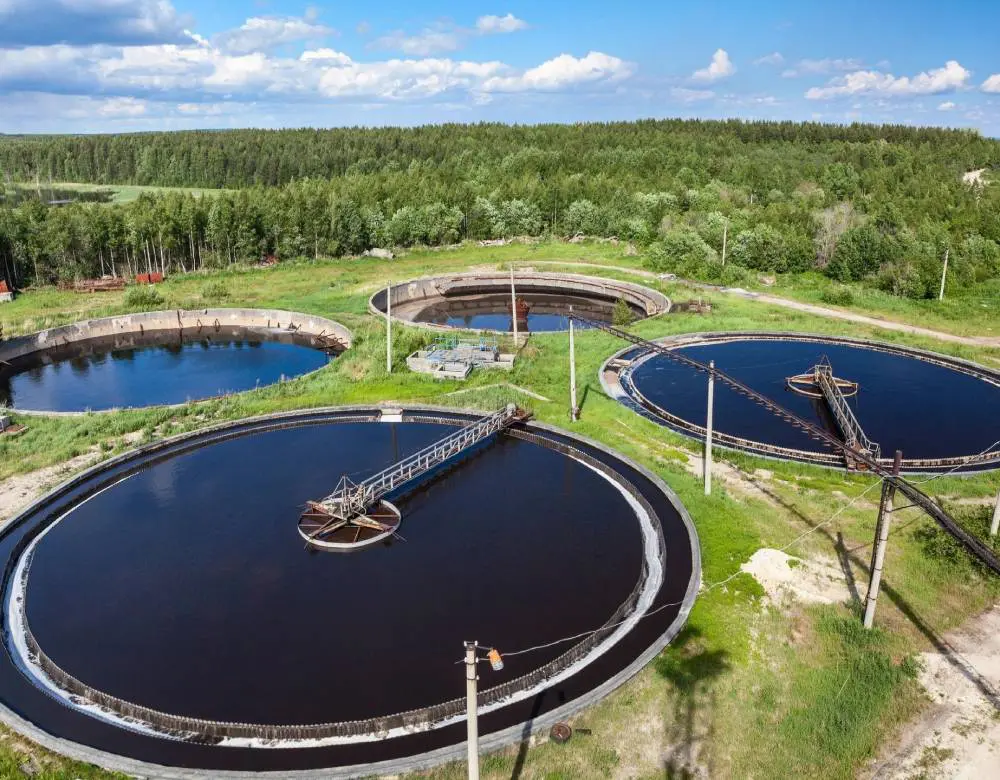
(1, 0), (999, 135)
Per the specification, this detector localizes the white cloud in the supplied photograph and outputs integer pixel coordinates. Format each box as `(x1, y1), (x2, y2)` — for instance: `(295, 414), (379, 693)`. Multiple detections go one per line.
(983, 74), (1000, 93)
(0, 12), (635, 120)
(670, 87), (714, 103)
(0, 0), (188, 47)
(480, 51), (633, 93)
(753, 52), (783, 67)
(692, 49), (735, 82)
(215, 16), (335, 55)
(805, 60), (971, 100)
(300, 48), (352, 65)
(371, 28), (462, 56)
(938, 100), (956, 111)
(782, 58), (864, 78)
(475, 14), (528, 34)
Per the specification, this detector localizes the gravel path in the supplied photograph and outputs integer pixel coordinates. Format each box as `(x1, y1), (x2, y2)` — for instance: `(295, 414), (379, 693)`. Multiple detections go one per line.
(528, 261), (1000, 348)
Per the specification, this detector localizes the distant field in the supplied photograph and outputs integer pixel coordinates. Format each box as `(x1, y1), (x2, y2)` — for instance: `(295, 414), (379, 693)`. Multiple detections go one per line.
(52, 181), (226, 203)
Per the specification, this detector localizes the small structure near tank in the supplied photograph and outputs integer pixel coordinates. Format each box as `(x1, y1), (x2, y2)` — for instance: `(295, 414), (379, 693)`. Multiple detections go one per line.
(407, 335), (515, 380)
(675, 298), (713, 314)
(0, 280), (13, 303)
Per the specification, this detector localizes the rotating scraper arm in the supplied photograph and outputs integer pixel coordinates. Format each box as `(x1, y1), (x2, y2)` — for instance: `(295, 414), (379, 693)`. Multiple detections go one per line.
(569, 313), (1000, 576)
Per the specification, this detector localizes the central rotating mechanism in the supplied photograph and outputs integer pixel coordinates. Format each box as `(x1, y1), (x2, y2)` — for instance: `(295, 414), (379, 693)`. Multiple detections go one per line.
(298, 404), (529, 549)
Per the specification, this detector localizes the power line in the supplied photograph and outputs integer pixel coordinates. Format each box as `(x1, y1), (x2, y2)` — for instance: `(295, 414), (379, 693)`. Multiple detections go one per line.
(501, 477), (884, 660)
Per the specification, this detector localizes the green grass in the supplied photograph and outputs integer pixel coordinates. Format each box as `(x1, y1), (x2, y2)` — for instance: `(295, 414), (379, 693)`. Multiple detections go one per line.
(51, 181), (227, 203)
(1, 241), (999, 779)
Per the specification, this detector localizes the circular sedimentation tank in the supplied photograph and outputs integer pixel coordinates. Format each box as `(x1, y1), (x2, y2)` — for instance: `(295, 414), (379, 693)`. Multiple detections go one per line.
(0, 309), (352, 413)
(0, 406), (699, 777)
(602, 332), (1000, 472)
(369, 271), (671, 334)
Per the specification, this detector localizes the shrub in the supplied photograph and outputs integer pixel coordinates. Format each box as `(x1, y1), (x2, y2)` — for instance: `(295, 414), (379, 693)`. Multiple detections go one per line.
(612, 298), (635, 326)
(124, 285), (164, 309)
(201, 280), (231, 302)
(820, 285), (855, 306)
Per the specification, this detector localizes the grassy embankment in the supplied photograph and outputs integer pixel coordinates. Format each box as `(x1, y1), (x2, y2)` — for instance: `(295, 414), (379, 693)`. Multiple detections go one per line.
(0, 241), (998, 779)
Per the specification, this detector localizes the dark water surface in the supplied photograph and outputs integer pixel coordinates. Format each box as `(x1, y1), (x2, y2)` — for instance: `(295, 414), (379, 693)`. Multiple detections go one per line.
(414, 292), (643, 332)
(629, 339), (1000, 461)
(26, 422), (644, 724)
(0, 329), (331, 411)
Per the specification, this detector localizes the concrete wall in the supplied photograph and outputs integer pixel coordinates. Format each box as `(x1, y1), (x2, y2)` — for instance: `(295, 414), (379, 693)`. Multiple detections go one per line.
(0, 308), (352, 364)
(369, 271), (670, 331)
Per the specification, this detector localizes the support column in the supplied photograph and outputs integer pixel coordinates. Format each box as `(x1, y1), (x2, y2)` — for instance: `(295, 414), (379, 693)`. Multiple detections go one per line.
(569, 307), (579, 421)
(464, 641), (480, 780)
(939, 248), (950, 301)
(864, 450), (903, 629)
(510, 264), (518, 349)
(991, 488), (1000, 538)
(704, 361), (715, 496)
(386, 282), (392, 374)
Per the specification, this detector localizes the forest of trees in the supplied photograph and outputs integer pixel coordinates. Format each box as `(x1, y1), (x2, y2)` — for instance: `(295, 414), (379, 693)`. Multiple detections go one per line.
(1, 119), (998, 299)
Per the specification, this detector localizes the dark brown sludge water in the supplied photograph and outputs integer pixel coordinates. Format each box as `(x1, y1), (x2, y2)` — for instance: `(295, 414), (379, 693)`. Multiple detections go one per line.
(1, 413), (696, 772)
(0, 328), (332, 412)
(413, 292), (644, 332)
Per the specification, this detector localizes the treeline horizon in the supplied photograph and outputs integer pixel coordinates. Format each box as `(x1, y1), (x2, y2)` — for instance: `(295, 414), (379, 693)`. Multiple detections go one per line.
(1, 118), (998, 301)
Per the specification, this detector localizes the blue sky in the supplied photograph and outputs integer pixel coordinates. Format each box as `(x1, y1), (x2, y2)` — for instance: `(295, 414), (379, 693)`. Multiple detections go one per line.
(1, 0), (998, 135)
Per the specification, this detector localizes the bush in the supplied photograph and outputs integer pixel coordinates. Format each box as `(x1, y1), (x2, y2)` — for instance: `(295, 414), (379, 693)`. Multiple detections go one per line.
(646, 228), (718, 277)
(612, 298), (635, 326)
(820, 285), (855, 306)
(124, 285), (165, 309)
(201, 280), (231, 302)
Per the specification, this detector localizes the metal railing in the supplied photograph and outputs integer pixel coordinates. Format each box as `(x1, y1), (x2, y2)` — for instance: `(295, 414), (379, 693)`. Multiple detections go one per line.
(572, 315), (1000, 576)
(312, 404), (523, 518)
(814, 364), (881, 461)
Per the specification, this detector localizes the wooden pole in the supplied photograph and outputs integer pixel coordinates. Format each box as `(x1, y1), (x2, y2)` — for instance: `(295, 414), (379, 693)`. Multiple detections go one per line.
(510, 264), (518, 348)
(721, 223), (728, 267)
(864, 450), (903, 629)
(704, 360), (715, 496)
(569, 307), (578, 421)
(938, 249), (949, 301)
(464, 641), (480, 780)
(990, 488), (1000, 538)
(386, 282), (392, 374)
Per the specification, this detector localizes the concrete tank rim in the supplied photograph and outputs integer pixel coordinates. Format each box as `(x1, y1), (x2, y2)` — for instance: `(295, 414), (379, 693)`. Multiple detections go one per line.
(599, 329), (1000, 475)
(0, 308), (354, 416)
(0, 403), (701, 780)
(367, 270), (671, 335)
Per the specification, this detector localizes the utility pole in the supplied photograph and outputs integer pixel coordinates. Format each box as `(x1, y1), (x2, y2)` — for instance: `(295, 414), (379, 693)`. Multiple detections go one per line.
(990, 488), (1000, 538)
(464, 641), (480, 780)
(510, 264), (518, 348)
(568, 307), (579, 421)
(704, 360), (715, 496)
(721, 223), (728, 267)
(864, 450), (903, 629)
(386, 282), (392, 374)
(938, 249), (950, 301)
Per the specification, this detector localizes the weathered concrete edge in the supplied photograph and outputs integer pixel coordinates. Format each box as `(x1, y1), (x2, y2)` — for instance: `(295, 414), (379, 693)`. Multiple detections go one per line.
(366, 270), (672, 335)
(2, 308), (353, 416)
(0, 405), (701, 780)
(598, 330), (1000, 475)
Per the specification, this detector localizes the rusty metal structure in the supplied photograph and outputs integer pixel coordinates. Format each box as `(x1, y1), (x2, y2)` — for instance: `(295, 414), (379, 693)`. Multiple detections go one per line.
(573, 315), (1000, 576)
(786, 358), (879, 467)
(299, 404), (529, 546)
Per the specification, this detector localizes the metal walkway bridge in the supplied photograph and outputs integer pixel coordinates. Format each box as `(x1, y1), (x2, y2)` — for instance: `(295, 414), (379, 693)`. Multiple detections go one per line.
(572, 315), (1000, 576)
(301, 404), (528, 541)
(812, 362), (881, 466)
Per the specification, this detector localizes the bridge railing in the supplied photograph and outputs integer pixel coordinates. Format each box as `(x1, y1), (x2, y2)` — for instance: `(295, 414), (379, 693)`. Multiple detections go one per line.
(571, 314), (1000, 577)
